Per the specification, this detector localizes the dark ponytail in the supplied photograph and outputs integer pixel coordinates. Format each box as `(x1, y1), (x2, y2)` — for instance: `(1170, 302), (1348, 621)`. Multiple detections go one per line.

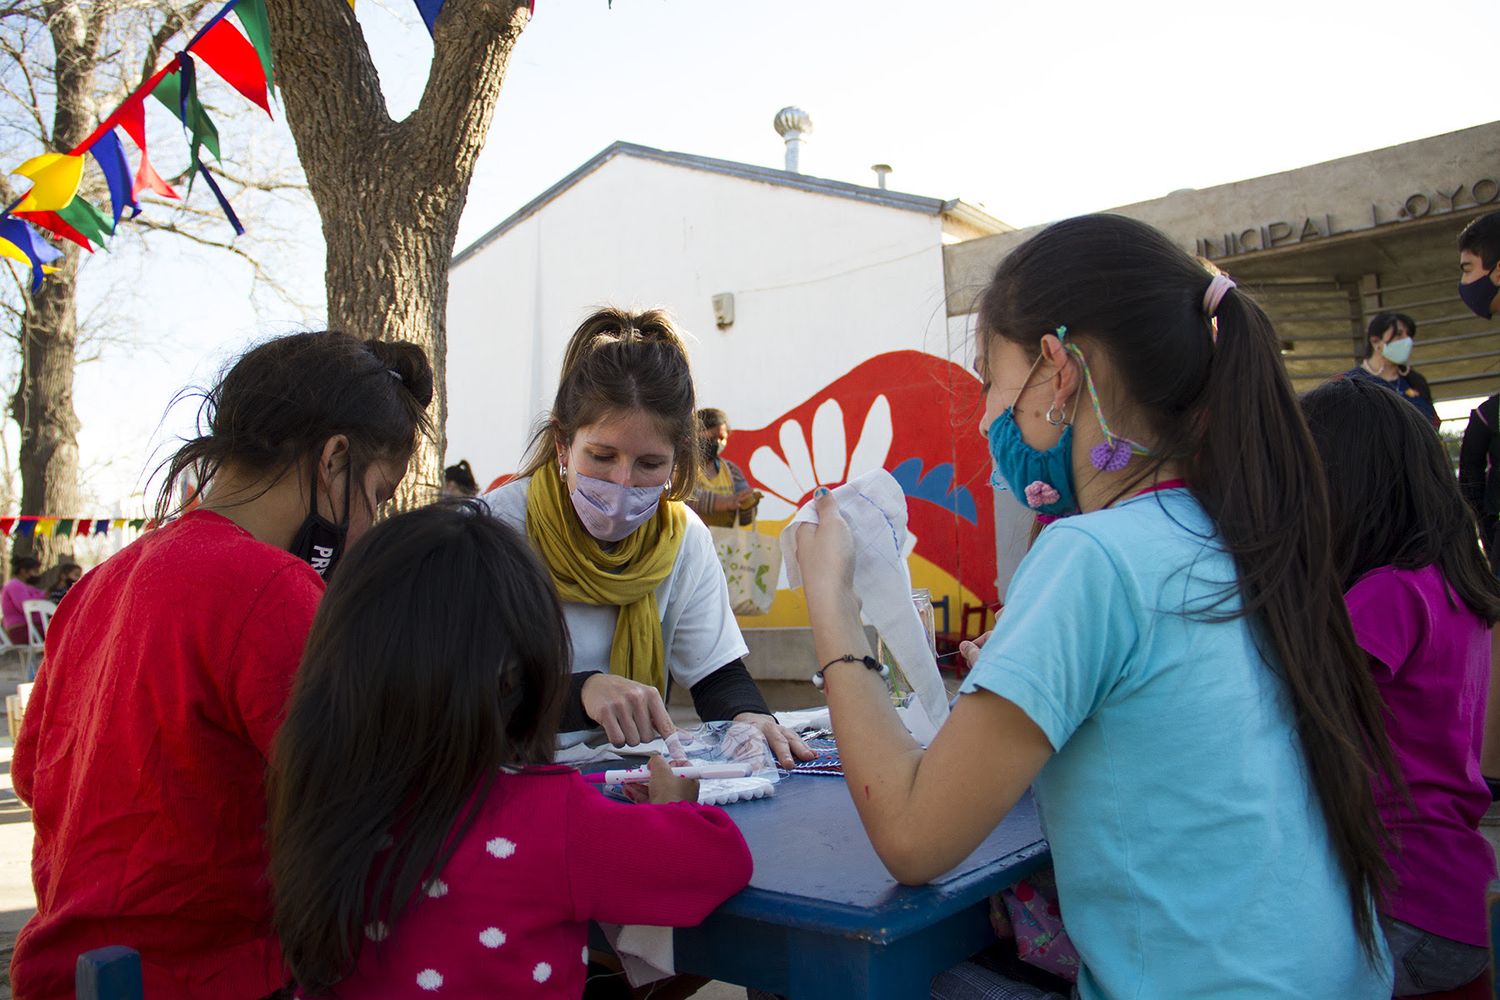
(154, 331), (435, 521)
(979, 214), (1398, 959)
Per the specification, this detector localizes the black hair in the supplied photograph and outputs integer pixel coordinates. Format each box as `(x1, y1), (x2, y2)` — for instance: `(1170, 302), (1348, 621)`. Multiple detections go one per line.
(268, 500), (570, 993)
(977, 213), (1398, 959)
(10, 556), (40, 575)
(443, 459), (478, 495)
(1302, 377), (1500, 624)
(520, 308), (700, 500)
(154, 331), (436, 521)
(1359, 311), (1417, 361)
(1459, 211), (1500, 271)
(698, 408), (728, 432)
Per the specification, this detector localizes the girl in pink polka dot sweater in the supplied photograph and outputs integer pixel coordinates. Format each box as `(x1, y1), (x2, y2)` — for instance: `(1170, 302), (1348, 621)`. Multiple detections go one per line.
(267, 502), (752, 998)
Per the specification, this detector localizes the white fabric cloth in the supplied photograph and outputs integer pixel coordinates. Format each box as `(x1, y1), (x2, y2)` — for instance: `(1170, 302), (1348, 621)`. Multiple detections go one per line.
(483, 479), (750, 743)
(780, 469), (950, 734)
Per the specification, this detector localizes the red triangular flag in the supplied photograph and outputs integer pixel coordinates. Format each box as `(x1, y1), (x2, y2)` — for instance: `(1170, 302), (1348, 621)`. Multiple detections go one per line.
(0, 518), (14, 537)
(191, 20), (271, 115)
(14, 211), (93, 252)
(116, 96), (180, 201)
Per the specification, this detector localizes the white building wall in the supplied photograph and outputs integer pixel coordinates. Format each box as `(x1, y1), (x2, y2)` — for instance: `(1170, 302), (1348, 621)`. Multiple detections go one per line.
(446, 154), (954, 486)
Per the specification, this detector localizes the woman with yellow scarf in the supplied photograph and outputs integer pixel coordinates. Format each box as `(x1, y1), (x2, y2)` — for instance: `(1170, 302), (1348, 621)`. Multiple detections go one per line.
(482, 308), (813, 769)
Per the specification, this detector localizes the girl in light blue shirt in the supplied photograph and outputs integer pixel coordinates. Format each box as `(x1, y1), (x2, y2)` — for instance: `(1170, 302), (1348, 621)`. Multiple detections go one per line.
(794, 215), (1397, 998)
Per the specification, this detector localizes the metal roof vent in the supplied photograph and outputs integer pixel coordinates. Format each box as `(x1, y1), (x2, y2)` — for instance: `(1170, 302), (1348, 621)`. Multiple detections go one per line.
(774, 107), (812, 173)
(871, 164), (892, 190)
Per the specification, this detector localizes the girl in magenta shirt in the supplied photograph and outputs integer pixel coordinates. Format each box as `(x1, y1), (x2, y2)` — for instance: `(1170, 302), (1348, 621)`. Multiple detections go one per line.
(267, 502), (751, 998)
(1304, 376), (1500, 995)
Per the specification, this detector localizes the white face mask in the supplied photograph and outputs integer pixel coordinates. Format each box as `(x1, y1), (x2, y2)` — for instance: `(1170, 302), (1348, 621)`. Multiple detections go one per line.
(1381, 336), (1413, 367)
(569, 472), (663, 542)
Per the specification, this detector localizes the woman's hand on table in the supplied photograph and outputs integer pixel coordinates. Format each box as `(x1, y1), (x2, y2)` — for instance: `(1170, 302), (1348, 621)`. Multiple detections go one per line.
(580, 673), (675, 747)
(733, 712), (816, 768)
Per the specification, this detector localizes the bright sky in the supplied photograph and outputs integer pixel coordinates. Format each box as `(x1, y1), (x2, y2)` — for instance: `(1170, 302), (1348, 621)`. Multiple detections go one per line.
(48, 0), (1495, 511)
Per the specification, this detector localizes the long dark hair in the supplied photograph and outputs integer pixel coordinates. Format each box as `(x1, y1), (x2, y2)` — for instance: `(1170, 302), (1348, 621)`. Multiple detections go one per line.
(519, 308), (700, 499)
(154, 331), (436, 521)
(977, 214), (1398, 958)
(1303, 377), (1500, 623)
(267, 501), (570, 993)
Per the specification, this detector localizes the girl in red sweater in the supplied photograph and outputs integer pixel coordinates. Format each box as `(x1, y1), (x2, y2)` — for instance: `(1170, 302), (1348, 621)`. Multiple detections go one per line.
(267, 501), (752, 998)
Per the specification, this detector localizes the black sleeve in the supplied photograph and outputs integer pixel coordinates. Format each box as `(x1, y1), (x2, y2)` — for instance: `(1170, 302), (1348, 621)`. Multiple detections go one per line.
(688, 658), (771, 721)
(1460, 401), (1494, 523)
(560, 670), (602, 732)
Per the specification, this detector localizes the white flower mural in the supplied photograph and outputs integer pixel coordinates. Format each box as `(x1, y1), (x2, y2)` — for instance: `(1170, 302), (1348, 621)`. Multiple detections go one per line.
(748, 395), (893, 521)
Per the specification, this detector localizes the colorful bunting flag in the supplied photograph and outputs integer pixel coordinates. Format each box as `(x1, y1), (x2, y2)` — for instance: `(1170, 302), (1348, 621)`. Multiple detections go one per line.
(33, 519), (54, 538)
(55, 519), (73, 536)
(0, 216), (63, 290)
(115, 96), (180, 202)
(0, 519), (14, 537)
(233, 0), (276, 101)
(414, 0), (445, 33)
(11, 153), (85, 214)
(193, 19), (271, 114)
(0, 516), (151, 537)
(13, 521), (33, 539)
(90, 130), (140, 224)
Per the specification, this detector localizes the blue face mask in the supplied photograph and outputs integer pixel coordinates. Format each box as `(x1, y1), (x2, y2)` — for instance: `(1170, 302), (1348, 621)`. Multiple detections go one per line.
(986, 348), (1080, 517)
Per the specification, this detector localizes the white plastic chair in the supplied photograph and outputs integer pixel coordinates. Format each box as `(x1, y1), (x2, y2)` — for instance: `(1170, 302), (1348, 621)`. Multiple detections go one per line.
(20, 599), (55, 680)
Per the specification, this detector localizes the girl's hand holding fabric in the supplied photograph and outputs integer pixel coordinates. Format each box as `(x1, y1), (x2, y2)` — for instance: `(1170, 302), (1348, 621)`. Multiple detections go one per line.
(793, 492), (856, 601)
(581, 673), (676, 746)
(731, 712), (815, 768)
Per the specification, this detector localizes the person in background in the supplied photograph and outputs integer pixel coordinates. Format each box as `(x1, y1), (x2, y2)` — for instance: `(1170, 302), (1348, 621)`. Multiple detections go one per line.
(269, 502), (750, 999)
(1303, 376), (1499, 996)
(40, 561), (82, 604)
(1343, 311), (1440, 428)
(10, 331), (433, 1000)
(687, 408), (760, 528)
(794, 215), (1395, 997)
(2, 556), (45, 644)
(442, 459), (480, 498)
(482, 308), (812, 767)
(1459, 211), (1500, 571)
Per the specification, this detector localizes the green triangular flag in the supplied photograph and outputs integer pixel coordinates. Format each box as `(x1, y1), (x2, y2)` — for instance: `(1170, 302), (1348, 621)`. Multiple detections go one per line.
(233, 0), (276, 101)
(151, 70), (222, 164)
(56, 198), (115, 247)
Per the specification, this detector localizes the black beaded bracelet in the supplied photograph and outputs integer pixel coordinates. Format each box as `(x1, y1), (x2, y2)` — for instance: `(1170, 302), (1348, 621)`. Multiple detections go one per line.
(811, 654), (888, 690)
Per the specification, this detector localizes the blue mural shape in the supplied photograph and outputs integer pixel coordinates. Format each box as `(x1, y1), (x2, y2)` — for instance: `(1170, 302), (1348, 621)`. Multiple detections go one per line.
(890, 458), (978, 524)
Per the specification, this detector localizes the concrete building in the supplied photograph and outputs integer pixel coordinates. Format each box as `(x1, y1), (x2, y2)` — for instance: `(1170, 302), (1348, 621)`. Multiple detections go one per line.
(447, 125), (1012, 647)
(945, 121), (1500, 412)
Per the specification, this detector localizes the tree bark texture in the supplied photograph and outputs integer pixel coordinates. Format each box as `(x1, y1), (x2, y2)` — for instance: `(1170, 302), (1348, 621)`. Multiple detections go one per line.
(264, 0), (530, 510)
(8, 4), (98, 564)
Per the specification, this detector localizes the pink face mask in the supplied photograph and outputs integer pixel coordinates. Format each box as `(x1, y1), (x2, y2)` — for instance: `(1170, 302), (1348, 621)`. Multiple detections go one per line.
(570, 472), (664, 542)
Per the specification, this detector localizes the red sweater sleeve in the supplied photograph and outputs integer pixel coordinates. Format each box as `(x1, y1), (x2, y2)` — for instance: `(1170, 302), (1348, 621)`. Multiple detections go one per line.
(565, 777), (752, 927)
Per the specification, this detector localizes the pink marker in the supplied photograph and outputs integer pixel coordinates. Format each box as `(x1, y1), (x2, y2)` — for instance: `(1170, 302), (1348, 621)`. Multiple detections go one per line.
(584, 763), (753, 785)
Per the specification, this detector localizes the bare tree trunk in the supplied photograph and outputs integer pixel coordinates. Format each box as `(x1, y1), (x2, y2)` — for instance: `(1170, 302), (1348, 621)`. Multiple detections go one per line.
(265, 0), (530, 509)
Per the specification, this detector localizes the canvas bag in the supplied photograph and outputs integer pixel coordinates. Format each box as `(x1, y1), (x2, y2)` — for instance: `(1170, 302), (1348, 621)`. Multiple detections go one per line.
(708, 512), (781, 616)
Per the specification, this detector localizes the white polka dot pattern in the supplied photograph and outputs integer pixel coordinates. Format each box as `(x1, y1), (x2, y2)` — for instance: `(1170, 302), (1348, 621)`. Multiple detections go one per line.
(425, 878), (449, 898)
(581, 945), (589, 964)
(364, 921), (388, 942)
(416, 968), (443, 990)
(486, 836), (516, 859)
(479, 927), (506, 948)
(533, 961), (552, 983)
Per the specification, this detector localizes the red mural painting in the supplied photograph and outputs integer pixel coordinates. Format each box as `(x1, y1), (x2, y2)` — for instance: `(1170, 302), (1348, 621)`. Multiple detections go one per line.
(723, 350), (997, 605)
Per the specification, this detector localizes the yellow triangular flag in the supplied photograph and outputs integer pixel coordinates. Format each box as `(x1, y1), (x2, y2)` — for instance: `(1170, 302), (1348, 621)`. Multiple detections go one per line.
(111, 518), (126, 529)
(34, 518), (55, 537)
(12, 153), (85, 214)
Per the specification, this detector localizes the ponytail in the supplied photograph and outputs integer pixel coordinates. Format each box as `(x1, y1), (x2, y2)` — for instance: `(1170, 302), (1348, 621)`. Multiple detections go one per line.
(979, 214), (1397, 959)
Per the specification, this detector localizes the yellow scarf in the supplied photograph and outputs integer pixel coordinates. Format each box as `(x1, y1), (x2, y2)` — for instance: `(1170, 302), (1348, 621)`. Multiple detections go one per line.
(525, 470), (687, 696)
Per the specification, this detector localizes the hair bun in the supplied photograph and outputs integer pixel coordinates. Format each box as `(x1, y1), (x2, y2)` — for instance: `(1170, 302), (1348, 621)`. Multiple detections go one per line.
(367, 340), (435, 409)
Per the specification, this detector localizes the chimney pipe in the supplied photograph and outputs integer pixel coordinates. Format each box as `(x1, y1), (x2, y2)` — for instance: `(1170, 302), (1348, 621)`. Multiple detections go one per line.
(773, 107), (812, 173)
(871, 164), (892, 190)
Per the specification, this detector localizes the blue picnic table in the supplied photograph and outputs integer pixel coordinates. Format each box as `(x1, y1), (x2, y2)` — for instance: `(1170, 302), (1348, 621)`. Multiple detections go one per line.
(604, 771), (1050, 999)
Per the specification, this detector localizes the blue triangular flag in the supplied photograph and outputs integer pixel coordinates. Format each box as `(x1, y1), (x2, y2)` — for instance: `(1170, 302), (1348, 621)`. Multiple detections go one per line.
(0, 216), (63, 292)
(89, 130), (139, 225)
(413, 0), (444, 34)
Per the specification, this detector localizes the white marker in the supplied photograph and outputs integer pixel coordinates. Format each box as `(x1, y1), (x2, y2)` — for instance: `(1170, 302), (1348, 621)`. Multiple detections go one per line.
(584, 763), (753, 785)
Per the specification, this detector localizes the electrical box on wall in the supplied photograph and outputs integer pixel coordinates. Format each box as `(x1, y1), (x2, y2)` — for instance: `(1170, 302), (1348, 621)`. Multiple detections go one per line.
(712, 292), (735, 330)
